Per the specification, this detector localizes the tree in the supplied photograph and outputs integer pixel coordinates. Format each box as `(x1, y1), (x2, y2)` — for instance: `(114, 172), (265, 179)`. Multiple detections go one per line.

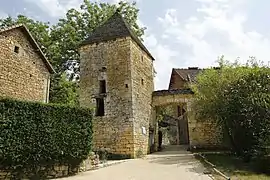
(49, 73), (79, 106)
(191, 57), (270, 163)
(223, 67), (270, 160)
(0, 15), (51, 55)
(49, 0), (145, 80)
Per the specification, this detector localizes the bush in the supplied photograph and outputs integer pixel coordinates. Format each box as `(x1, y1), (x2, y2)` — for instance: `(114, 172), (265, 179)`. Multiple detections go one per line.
(191, 57), (270, 167)
(0, 98), (92, 178)
(222, 68), (270, 160)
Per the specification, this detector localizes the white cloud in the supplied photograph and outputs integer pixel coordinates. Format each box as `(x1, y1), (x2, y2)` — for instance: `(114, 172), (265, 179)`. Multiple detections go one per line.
(143, 29), (179, 90)
(154, 0), (270, 89)
(24, 0), (83, 17)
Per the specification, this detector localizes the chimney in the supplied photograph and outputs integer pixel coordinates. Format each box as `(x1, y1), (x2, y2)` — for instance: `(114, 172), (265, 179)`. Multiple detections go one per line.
(188, 67), (198, 70)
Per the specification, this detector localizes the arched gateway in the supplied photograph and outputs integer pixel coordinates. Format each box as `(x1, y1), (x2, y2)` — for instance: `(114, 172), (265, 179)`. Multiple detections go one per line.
(149, 89), (194, 152)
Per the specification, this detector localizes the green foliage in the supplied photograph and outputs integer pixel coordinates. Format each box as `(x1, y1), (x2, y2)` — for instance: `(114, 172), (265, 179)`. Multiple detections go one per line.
(49, 0), (144, 79)
(0, 1), (144, 105)
(0, 98), (93, 178)
(49, 73), (79, 106)
(135, 149), (144, 158)
(191, 56), (270, 167)
(0, 15), (51, 54)
(156, 105), (175, 122)
(223, 68), (270, 160)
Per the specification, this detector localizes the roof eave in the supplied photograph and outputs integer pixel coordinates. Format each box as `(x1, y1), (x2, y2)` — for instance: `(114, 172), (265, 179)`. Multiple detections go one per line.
(21, 25), (55, 74)
(79, 35), (155, 61)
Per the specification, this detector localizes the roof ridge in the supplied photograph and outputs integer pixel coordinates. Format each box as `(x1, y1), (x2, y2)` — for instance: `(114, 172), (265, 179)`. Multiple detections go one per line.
(80, 11), (154, 60)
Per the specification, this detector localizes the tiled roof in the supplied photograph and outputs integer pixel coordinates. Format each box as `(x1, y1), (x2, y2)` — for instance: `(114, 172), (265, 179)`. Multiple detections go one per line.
(0, 24), (55, 74)
(80, 11), (154, 60)
(153, 88), (194, 96)
(174, 67), (202, 82)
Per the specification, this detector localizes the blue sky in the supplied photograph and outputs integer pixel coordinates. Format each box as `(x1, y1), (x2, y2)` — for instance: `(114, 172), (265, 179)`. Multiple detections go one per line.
(1, 0), (270, 90)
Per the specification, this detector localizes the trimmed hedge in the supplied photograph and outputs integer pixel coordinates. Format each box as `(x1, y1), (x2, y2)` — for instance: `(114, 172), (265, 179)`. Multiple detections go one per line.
(0, 98), (92, 177)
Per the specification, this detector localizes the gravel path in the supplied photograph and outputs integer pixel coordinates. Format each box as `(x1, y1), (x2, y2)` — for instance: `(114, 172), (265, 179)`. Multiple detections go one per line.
(59, 146), (212, 180)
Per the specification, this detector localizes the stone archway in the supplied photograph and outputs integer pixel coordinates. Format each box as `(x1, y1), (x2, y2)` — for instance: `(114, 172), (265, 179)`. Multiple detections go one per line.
(150, 89), (194, 151)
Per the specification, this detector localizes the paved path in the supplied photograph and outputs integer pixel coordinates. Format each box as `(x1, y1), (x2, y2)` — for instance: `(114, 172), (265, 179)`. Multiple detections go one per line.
(59, 146), (212, 180)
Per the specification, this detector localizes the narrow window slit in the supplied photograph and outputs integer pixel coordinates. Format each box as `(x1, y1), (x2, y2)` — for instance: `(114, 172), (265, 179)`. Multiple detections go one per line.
(14, 46), (19, 53)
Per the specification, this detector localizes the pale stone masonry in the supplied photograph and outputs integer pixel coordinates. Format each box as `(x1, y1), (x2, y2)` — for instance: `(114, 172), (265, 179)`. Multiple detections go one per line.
(79, 12), (154, 158)
(79, 11), (222, 158)
(0, 25), (54, 103)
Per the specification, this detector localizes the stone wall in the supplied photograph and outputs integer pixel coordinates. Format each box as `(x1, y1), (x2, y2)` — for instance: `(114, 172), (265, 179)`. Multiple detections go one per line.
(188, 118), (223, 149)
(130, 39), (154, 156)
(79, 36), (154, 158)
(0, 29), (50, 103)
(92, 117), (134, 156)
(79, 37), (135, 157)
(169, 70), (186, 89)
(187, 101), (224, 149)
(0, 153), (99, 179)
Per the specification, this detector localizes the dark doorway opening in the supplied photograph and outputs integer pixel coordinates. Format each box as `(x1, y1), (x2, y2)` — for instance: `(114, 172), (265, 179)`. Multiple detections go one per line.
(177, 105), (189, 145)
(96, 98), (105, 116)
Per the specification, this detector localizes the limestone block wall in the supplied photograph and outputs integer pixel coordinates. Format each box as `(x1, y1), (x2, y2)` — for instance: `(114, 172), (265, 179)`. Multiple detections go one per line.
(188, 120), (223, 148)
(130, 39), (154, 156)
(92, 117), (134, 156)
(79, 37), (135, 157)
(0, 153), (99, 179)
(0, 29), (50, 103)
(187, 101), (223, 148)
(169, 71), (186, 89)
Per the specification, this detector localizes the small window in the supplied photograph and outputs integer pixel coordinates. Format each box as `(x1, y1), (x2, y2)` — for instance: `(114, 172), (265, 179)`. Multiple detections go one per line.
(100, 67), (107, 72)
(141, 55), (144, 62)
(125, 84), (128, 88)
(177, 106), (181, 117)
(99, 80), (106, 93)
(141, 79), (144, 85)
(14, 46), (19, 53)
(96, 98), (105, 116)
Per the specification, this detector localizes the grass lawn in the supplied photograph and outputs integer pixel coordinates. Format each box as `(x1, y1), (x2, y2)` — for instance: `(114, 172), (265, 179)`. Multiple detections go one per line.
(199, 153), (270, 180)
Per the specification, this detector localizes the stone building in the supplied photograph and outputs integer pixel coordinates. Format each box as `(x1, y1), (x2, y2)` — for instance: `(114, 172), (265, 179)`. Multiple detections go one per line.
(169, 67), (202, 89)
(0, 24), (54, 103)
(79, 11), (223, 158)
(79, 11), (155, 158)
(153, 67), (222, 149)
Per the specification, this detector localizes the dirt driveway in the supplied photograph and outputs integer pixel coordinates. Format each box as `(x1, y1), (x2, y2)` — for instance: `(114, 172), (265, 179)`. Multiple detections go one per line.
(59, 146), (212, 180)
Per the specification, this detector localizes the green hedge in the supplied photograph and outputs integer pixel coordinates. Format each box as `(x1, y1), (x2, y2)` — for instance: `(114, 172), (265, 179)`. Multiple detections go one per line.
(0, 98), (92, 177)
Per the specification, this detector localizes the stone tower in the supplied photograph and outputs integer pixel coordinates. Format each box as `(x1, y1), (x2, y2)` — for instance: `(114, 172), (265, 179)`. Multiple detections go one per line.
(79, 11), (155, 158)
